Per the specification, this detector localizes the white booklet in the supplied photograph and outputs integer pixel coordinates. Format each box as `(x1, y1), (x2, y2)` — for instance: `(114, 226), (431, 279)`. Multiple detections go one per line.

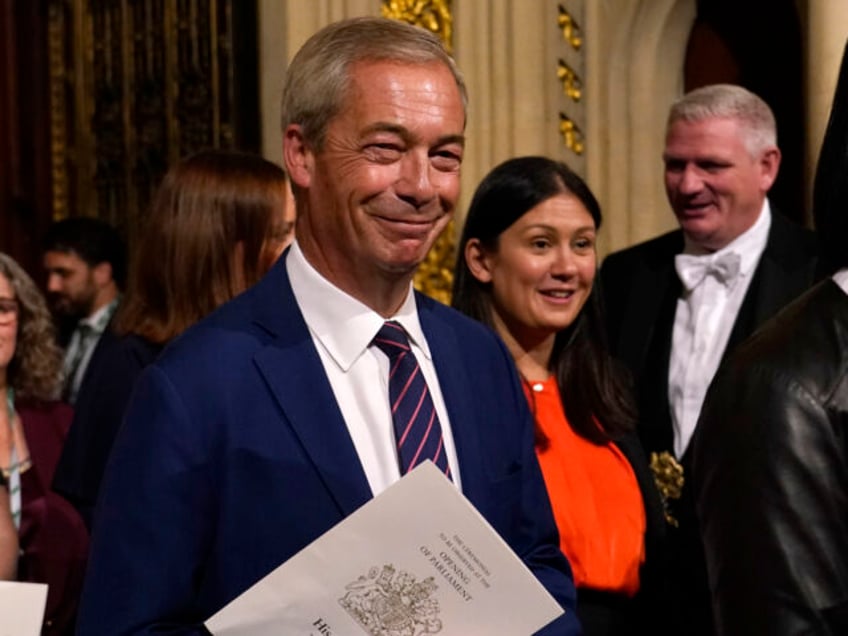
(0, 581), (48, 636)
(206, 461), (564, 635)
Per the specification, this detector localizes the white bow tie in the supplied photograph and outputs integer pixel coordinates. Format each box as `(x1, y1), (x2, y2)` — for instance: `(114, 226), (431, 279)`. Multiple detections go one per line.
(674, 251), (741, 292)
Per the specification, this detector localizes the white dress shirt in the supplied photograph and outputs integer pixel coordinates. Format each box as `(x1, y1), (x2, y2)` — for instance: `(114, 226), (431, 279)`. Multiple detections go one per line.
(286, 241), (462, 496)
(668, 201), (772, 457)
(833, 268), (848, 295)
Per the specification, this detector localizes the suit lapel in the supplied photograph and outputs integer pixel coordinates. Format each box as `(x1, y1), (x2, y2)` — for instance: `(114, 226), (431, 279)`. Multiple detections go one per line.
(725, 212), (815, 358)
(250, 261), (372, 517)
(618, 239), (681, 382)
(626, 242), (682, 453)
(725, 255), (774, 354)
(416, 295), (487, 500)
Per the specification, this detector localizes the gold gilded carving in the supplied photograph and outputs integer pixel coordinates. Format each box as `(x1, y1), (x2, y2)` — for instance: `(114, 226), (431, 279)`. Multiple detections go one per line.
(556, 59), (582, 102)
(414, 220), (456, 306)
(381, 0), (453, 52)
(47, 1), (69, 221)
(90, 1), (131, 229)
(557, 4), (582, 50)
(382, 0), (456, 302)
(47, 0), (252, 240)
(558, 113), (585, 155)
(649, 451), (685, 527)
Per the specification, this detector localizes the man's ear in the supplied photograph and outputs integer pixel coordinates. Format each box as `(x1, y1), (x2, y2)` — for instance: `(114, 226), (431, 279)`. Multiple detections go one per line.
(92, 262), (113, 288)
(464, 238), (494, 284)
(758, 146), (781, 192)
(283, 124), (314, 190)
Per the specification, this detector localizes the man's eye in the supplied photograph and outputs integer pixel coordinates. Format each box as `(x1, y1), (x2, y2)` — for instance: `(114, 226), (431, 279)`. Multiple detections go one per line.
(364, 144), (403, 162)
(431, 151), (462, 172)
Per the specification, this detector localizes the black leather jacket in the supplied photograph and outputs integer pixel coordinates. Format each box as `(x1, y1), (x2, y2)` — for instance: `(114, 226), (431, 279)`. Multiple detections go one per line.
(693, 279), (848, 635)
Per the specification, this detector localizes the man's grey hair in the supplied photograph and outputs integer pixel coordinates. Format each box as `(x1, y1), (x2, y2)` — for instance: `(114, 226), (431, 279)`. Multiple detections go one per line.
(281, 16), (468, 150)
(667, 84), (777, 156)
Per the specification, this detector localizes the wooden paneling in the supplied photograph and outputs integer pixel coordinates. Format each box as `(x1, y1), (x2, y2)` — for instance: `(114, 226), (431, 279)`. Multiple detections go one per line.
(0, 0), (53, 280)
(0, 0), (260, 283)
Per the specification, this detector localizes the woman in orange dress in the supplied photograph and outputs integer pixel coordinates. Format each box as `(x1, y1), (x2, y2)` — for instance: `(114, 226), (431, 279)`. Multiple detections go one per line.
(453, 156), (665, 634)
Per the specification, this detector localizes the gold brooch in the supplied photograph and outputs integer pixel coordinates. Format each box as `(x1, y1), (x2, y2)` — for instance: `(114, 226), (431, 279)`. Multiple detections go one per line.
(649, 451), (684, 527)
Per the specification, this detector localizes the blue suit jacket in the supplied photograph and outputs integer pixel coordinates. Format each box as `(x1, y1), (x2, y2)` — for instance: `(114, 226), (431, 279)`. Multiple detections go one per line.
(76, 258), (580, 635)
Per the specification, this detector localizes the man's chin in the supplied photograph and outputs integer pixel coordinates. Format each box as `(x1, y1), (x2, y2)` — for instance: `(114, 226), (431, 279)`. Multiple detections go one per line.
(381, 259), (423, 277)
(388, 242), (438, 272)
(681, 225), (729, 252)
(50, 302), (81, 319)
(679, 215), (714, 238)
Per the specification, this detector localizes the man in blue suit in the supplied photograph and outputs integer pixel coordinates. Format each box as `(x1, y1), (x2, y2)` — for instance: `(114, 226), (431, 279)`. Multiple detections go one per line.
(76, 16), (580, 635)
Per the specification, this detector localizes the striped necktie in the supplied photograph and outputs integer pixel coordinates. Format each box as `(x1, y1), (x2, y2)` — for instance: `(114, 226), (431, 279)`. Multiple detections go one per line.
(63, 323), (95, 403)
(4, 389), (20, 529)
(372, 321), (451, 480)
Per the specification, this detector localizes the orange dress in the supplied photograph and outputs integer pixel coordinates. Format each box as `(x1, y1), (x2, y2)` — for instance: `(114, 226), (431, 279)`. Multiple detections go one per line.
(525, 376), (646, 596)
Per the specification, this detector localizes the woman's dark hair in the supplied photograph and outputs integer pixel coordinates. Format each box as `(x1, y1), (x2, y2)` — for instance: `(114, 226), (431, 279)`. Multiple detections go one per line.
(452, 156), (636, 445)
(114, 149), (289, 344)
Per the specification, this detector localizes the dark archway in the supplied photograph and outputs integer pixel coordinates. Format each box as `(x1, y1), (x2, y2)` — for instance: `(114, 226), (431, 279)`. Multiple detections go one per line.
(683, 0), (805, 225)
(0, 0), (52, 279)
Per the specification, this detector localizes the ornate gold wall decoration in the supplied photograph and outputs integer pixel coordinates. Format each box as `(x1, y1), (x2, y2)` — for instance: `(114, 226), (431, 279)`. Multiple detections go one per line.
(47, 1), (70, 221)
(558, 114), (585, 155)
(381, 0), (453, 52)
(414, 228), (456, 305)
(650, 451), (684, 527)
(47, 0), (258, 238)
(557, 4), (582, 51)
(556, 3), (585, 160)
(381, 0), (455, 304)
(557, 59), (583, 102)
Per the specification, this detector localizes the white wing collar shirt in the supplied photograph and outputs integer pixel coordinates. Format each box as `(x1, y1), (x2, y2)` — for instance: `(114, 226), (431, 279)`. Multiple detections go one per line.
(286, 240), (462, 496)
(669, 200), (772, 457)
(834, 268), (848, 295)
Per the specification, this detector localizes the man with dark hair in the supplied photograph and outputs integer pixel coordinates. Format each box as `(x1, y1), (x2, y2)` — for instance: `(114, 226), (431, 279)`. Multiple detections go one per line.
(42, 217), (125, 403)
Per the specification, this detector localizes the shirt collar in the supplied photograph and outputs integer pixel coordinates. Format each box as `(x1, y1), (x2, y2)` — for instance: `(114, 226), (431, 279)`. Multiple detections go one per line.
(682, 199), (771, 277)
(286, 240), (430, 373)
(833, 268), (848, 296)
(80, 297), (119, 332)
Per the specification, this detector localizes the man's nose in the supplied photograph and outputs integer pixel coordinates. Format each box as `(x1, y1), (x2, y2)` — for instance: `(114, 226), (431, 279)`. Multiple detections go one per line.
(397, 152), (436, 207)
(46, 274), (61, 292)
(551, 247), (578, 278)
(678, 165), (704, 193)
